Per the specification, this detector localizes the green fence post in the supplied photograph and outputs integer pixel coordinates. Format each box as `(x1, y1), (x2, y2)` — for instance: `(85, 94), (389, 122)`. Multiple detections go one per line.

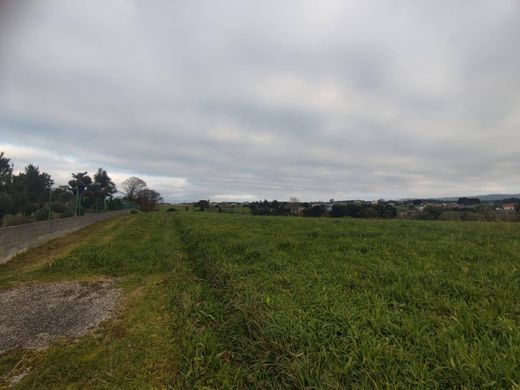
(48, 187), (52, 221)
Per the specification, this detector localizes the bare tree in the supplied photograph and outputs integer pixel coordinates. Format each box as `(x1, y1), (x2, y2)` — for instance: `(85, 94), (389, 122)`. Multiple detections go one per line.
(121, 177), (147, 201)
(136, 189), (162, 211)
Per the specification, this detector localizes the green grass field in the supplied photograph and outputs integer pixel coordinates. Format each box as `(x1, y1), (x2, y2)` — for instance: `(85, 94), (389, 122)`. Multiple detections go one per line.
(1, 211), (519, 388)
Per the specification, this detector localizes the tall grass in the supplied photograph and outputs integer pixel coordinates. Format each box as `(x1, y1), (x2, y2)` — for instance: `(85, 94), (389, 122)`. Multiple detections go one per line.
(2, 211), (518, 388)
(172, 212), (520, 388)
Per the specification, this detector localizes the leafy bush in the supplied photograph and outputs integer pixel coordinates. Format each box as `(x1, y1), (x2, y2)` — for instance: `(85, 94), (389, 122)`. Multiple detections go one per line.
(416, 205), (444, 220)
(60, 209), (74, 218)
(303, 205), (326, 217)
(35, 207), (49, 221)
(439, 211), (461, 221)
(166, 207), (177, 212)
(59, 191), (74, 202)
(23, 203), (38, 216)
(4, 213), (31, 226)
(51, 201), (67, 213)
(0, 192), (13, 219)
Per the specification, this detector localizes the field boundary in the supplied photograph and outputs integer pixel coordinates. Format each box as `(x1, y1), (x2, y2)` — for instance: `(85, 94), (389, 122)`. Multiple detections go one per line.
(0, 210), (130, 264)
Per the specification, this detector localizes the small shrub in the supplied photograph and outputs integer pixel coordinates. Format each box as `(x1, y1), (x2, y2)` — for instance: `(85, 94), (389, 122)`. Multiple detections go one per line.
(51, 201), (67, 213)
(4, 213), (30, 227)
(35, 208), (49, 221)
(439, 211), (460, 221)
(167, 207), (177, 212)
(60, 209), (74, 218)
(0, 192), (13, 220)
(24, 203), (38, 216)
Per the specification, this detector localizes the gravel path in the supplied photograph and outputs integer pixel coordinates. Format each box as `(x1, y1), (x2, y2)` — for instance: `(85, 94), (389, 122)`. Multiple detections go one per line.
(0, 279), (121, 354)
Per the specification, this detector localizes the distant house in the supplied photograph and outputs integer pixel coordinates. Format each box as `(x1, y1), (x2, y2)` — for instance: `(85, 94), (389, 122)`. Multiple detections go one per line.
(501, 203), (517, 211)
(290, 204), (304, 215)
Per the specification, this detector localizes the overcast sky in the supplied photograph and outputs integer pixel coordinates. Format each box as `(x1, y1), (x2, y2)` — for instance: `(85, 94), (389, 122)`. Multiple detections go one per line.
(1, 1), (519, 202)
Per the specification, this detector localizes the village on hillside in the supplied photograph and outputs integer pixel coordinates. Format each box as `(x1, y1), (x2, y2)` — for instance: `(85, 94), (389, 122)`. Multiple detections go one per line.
(188, 196), (520, 221)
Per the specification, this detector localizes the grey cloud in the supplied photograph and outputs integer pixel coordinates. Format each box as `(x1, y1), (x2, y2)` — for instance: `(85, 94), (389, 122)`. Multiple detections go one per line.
(1, 0), (520, 201)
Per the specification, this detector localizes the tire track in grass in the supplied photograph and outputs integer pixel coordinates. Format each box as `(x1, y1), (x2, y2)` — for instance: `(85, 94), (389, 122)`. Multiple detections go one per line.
(170, 214), (300, 389)
(169, 212), (520, 389)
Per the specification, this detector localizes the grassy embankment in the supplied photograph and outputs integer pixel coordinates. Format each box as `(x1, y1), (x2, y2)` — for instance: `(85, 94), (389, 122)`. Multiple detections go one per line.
(0, 210), (519, 388)
(0, 213), (183, 388)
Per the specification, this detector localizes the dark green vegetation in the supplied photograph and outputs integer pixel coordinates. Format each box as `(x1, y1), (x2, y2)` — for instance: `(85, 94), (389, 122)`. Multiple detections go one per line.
(1, 211), (519, 388)
(0, 152), (162, 227)
(243, 198), (520, 222)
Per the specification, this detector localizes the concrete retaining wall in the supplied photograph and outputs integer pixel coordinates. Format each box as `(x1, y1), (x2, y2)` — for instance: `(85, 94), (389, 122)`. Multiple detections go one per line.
(0, 210), (130, 265)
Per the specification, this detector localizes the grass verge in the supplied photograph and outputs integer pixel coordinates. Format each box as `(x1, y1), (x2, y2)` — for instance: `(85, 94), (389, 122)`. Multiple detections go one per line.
(0, 213), (179, 388)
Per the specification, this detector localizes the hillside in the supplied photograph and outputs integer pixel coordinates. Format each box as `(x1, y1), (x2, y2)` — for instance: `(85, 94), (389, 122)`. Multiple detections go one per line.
(400, 193), (520, 202)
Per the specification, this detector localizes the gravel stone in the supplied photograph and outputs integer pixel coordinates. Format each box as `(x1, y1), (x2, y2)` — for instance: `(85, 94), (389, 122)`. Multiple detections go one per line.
(0, 279), (121, 354)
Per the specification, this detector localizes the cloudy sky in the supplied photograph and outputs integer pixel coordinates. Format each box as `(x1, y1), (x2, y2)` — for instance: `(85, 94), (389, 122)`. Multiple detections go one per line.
(1, 1), (519, 202)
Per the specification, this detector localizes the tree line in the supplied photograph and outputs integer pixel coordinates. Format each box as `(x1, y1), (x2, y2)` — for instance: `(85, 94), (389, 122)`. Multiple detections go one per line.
(0, 152), (162, 226)
(246, 200), (398, 218)
(238, 198), (519, 221)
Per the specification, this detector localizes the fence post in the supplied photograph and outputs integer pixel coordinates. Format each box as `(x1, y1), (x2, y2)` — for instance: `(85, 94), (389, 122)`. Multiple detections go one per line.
(48, 187), (52, 221)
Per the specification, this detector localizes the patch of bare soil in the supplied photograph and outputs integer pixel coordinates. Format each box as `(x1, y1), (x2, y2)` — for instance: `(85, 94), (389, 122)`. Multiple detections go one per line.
(0, 279), (121, 354)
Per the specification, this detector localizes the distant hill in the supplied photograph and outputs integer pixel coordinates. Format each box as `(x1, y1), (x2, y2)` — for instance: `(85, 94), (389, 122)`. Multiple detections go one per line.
(399, 194), (520, 202)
